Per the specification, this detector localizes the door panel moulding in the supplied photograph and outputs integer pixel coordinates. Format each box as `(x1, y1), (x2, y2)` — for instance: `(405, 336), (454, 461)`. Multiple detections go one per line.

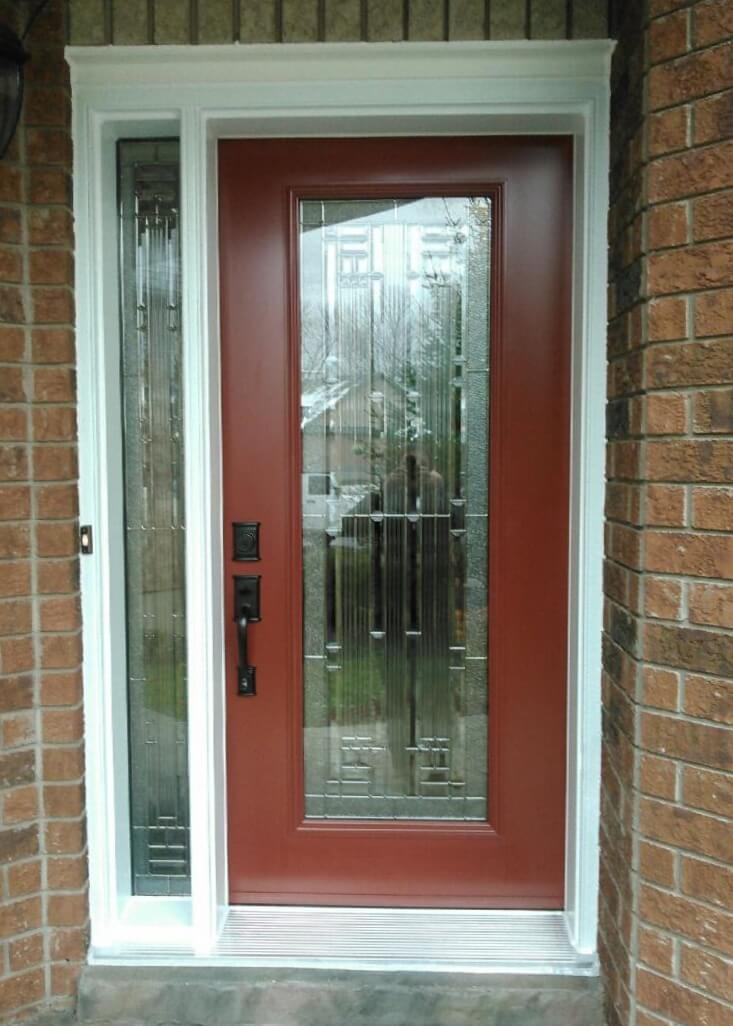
(69, 40), (612, 970)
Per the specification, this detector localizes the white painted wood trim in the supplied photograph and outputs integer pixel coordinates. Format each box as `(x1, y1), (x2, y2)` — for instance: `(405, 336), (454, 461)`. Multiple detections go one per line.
(564, 96), (609, 957)
(68, 39), (610, 83)
(69, 39), (612, 967)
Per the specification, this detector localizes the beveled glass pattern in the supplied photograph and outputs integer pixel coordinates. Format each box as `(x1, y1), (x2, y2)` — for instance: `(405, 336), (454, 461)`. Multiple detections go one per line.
(300, 197), (490, 820)
(119, 140), (190, 893)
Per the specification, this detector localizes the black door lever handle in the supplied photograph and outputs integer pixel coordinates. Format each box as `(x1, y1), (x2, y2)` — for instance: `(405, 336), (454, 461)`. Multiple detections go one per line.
(233, 574), (260, 696)
(237, 610), (256, 696)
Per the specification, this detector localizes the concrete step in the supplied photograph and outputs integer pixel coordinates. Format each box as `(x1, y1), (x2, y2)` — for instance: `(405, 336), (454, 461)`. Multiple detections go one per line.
(77, 966), (604, 1026)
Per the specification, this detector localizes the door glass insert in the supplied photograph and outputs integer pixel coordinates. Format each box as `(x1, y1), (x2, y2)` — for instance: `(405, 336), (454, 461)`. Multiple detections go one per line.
(300, 197), (490, 821)
(118, 140), (190, 893)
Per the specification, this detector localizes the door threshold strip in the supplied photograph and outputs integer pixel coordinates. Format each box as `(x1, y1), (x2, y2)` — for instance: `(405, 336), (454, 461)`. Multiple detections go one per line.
(91, 908), (596, 975)
(89, 911), (595, 972)
(216, 907), (592, 974)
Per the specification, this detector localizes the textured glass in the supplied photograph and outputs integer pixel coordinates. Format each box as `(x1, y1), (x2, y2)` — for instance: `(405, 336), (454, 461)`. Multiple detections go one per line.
(118, 140), (190, 894)
(300, 197), (490, 820)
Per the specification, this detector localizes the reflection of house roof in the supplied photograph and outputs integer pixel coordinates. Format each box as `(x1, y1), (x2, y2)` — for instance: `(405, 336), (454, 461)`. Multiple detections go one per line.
(301, 381), (351, 428)
(301, 375), (427, 437)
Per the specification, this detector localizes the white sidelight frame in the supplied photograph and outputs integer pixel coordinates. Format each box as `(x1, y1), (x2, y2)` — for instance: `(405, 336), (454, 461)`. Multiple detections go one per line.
(69, 40), (611, 970)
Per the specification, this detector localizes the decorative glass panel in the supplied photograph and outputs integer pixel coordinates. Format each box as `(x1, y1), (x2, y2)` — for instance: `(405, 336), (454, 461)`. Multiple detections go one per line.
(300, 197), (491, 820)
(118, 140), (190, 894)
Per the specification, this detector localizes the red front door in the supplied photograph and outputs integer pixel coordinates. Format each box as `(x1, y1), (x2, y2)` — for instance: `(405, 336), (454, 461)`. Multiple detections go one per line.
(219, 137), (571, 907)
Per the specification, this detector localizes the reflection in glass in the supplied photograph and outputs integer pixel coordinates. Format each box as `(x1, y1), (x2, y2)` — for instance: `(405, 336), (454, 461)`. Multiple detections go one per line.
(119, 140), (190, 893)
(300, 197), (491, 820)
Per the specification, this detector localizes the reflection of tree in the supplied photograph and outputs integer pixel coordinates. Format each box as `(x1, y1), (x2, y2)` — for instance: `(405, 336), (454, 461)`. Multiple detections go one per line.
(302, 271), (457, 387)
(301, 199), (490, 489)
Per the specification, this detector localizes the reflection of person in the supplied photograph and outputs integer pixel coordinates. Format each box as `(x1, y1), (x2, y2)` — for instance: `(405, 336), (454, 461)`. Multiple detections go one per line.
(383, 448), (447, 515)
(376, 446), (453, 787)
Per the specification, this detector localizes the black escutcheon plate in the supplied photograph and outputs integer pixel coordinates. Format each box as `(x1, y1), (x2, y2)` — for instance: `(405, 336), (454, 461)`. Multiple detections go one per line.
(233, 521), (260, 561)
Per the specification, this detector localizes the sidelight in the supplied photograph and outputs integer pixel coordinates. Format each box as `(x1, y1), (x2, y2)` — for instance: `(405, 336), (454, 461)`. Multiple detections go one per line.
(118, 140), (190, 894)
(300, 197), (491, 821)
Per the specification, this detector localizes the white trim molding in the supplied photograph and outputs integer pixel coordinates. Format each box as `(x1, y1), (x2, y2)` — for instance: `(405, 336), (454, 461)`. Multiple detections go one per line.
(69, 40), (612, 971)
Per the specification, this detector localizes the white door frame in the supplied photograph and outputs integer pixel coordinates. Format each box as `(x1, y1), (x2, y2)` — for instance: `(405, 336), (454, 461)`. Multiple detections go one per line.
(68, 40), (612, 969)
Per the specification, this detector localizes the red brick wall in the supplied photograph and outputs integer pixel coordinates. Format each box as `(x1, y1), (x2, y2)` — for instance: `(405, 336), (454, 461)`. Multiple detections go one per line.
(602, 2), (733, 1025)
(0, 1), (87, 1020)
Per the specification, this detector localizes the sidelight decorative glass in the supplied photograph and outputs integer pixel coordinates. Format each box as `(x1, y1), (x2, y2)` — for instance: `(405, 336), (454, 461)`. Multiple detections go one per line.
(300, 197), (491, 820)
(118, 140), (190, 893)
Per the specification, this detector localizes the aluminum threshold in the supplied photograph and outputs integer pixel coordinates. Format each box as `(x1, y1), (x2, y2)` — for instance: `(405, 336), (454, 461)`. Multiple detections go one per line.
(91, 907), (597, 975)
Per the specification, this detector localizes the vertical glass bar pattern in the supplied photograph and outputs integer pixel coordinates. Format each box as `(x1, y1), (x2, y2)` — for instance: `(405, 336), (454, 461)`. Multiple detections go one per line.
(118, 140), (190, 893)
(300, 197), (491, 820)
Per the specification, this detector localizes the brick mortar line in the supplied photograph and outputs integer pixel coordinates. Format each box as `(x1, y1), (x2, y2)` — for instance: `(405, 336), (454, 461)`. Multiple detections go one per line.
(635, 690), (733, 721)
(638, 836), (733, 867)
(599, 632), (730, 689)
(637, 944), (733, 981)
(645, 387), (733, 401)
(643, 235), (733, 253)
(639, 796), (733, 829)
(648, 130), (733, 161)
(638, 966), (733, 1012)
(0, 397), (79, 403)
(603, 490), (730, 502)
(647, 94), (733, 125)
(645, 173), (733, 204)
(647, 0), (697, 22)
(608, 336), (733, 357)
(648, 33), (733, 69)
(637, 944), (733, 990)
(638, 868), (733, 904)
(611, 527), (733, 541)
(617, 182), (733, 225)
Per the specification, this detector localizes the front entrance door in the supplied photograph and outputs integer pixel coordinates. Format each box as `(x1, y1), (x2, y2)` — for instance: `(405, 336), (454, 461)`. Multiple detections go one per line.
(219, 138), (571, 907)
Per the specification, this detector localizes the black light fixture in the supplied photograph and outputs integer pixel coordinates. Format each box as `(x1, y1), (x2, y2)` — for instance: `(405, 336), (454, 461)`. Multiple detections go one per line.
(0, 1), (52, 160)
(0, 22), (27, 159)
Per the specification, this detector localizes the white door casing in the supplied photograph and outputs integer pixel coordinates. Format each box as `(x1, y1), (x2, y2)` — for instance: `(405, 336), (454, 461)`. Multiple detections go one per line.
(68, 40), (612, 969)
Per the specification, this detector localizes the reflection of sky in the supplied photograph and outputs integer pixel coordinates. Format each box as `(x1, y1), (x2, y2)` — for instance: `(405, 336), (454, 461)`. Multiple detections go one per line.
(300, 197), (490, 386)
(298, 195), (491, 499)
